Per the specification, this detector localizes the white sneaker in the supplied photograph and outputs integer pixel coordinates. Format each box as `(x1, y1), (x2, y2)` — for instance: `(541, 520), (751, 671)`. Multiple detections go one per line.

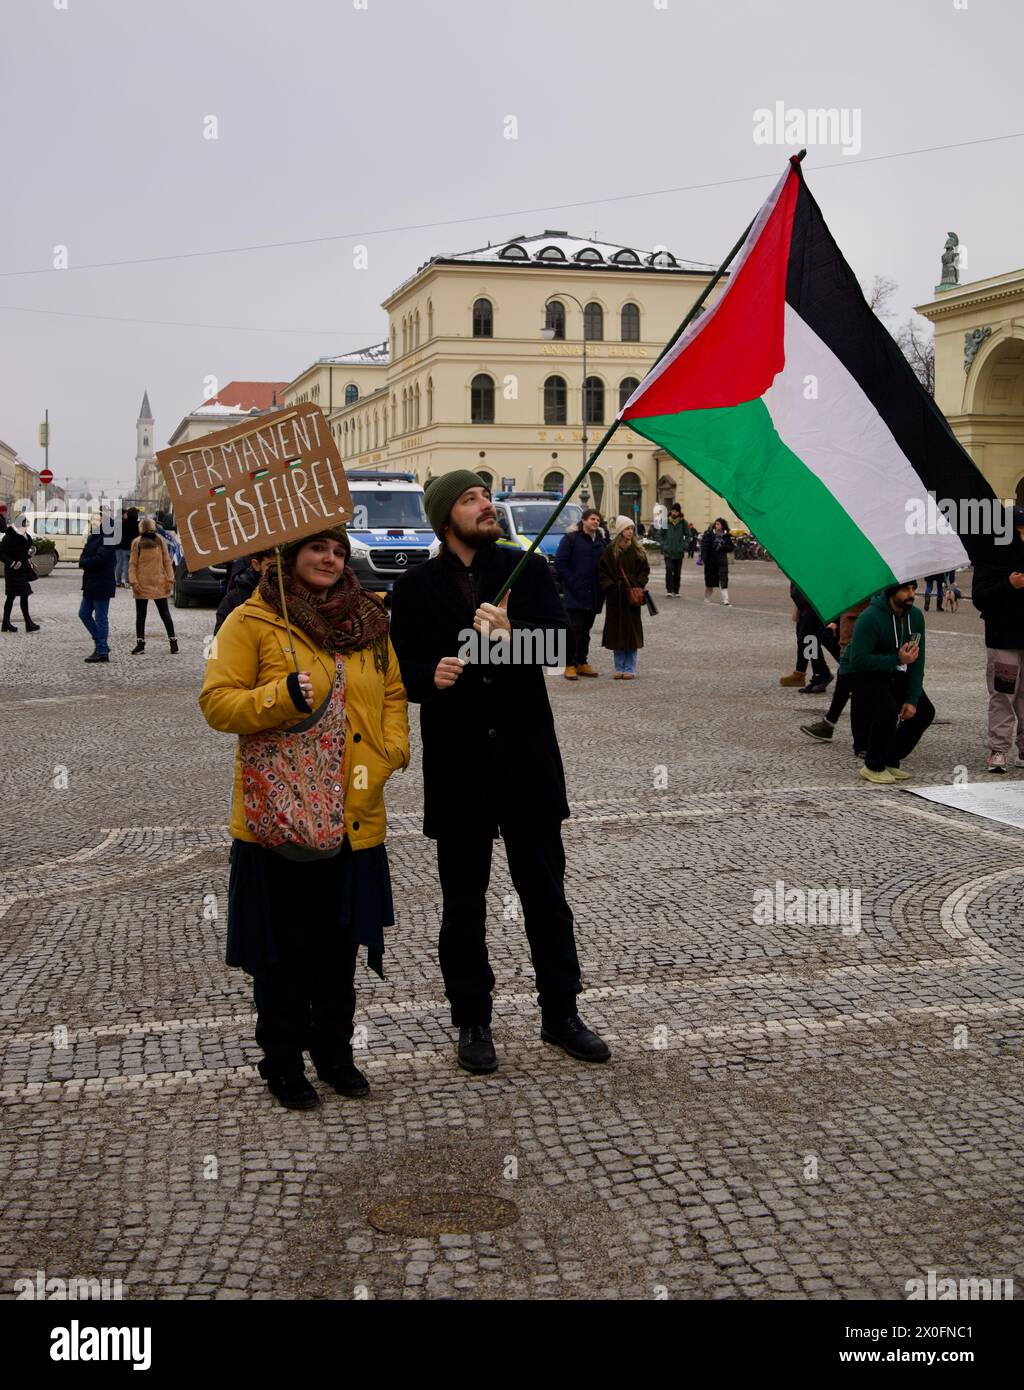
(987, 751), (1007, 774)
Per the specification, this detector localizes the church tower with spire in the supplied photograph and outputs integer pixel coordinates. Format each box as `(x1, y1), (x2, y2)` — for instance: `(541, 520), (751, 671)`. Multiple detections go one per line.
(135, 390), (155, 505)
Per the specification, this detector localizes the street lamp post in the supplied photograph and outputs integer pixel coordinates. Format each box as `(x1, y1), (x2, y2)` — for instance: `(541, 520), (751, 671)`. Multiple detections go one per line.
(541, 294), (589, 505)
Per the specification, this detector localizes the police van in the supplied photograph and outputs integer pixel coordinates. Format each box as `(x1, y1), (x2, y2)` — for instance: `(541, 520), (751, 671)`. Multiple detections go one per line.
(345, 471), (440, 592)
(492, 490), (583, 571)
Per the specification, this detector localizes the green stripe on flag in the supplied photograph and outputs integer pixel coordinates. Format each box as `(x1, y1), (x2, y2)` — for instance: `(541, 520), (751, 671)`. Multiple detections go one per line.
(628, 399), (896, 618)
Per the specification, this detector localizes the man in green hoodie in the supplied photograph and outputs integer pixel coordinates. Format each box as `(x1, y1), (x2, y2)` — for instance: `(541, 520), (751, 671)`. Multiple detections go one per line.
(839, 580), (933, 786)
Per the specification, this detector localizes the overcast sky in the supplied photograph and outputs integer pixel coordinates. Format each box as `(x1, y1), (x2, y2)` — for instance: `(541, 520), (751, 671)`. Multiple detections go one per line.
(3, 0), (1021, 494)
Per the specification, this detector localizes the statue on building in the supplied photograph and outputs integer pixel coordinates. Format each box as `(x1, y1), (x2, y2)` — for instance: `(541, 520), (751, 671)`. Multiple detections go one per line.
(936, 233), (960, 293)
(964, 326), (992, 374)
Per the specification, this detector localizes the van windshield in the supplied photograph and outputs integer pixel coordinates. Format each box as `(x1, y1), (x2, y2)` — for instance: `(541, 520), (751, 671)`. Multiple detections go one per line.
(510, 503), (583, 535)
(349, 490), (430, 529)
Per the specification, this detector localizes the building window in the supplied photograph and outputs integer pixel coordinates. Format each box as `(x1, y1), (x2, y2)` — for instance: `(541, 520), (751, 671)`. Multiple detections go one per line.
(498, 243), (528, 260)
(345, 384), (358, 406)
(427, 299), (433, 338)
(590, 472), (605, 513)
(402, 389), (408, 433)
(583, 302), (604, 341)
(471, 374), (495, 423)
(390, 326), (396, 360)
(543, 375), (567, 425)
(373, 412), (379, 448)
(391, 395), (397, 435)
(538, 245), (566, 262)
(583, 376), (604, 426)
(545, 301), (565, 340)
(543, 470), (564, 494)
(427, 376), (434, 423)
(414, 383), (421, 428)
(402, 317), (408, 356)
(619, 376), (641, 410)
(621, 303), (640, 342)
(618, 470), (642, 520)
(472, 298), (493, 338)
(414, 310), (420, 347)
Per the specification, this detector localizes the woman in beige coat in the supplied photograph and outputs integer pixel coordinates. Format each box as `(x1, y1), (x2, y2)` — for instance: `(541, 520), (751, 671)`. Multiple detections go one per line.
(128, 518), (177, 654)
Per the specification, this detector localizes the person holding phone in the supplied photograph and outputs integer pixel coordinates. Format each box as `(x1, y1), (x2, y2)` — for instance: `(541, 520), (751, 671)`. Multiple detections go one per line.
(839, 581), (933, 785)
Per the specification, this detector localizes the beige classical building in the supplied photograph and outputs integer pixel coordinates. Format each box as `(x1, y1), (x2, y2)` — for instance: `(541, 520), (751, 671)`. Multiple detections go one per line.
(0, 438), (17, 510)
(283, 232), (740, 529)
(917, 267), (1024, 506)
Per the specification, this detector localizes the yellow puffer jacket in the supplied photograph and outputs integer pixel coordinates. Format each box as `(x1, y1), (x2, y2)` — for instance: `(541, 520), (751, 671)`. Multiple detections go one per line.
(198, 592), (409, 848)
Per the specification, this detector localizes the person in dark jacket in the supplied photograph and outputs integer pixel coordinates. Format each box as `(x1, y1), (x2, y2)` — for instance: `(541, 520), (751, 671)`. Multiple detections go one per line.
(972, 506), (1024, 773)
(661, 503), (688, 597)
(389, 469), (610, 1075)
(78, 519), (118, 662)
(701, 518), (734, 604)
(115, 507), (140, 588)
(553, 508), (605, 679)
(214, 550), (274, 635)
(839, 582), (932, 785)
(687, 524), (698, 558)
(786, 582), (839, 694)
(598, 515), (650, 677)
(1, 520), (41, 632)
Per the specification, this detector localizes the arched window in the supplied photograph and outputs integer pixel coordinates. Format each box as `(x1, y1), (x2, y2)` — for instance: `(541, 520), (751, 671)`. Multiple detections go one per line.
(619, 376), (641, 410)
(544, 301), (565, 340)
(390, 326), (396, 360)
(413, 383), (421, 428)
(621, 303), (640, 342)
(402, 388), (408, 433)
(358, 419), (364, 453)
(472, 298), (493, 338)
(427, 299), (433, 339)
(543, 470), (564, 495)
(583, 376), (604, 426)
(344, 383), (358, 406)
(391, 395), (397, 435)
(543, 374), (567, 425)
(471, 373), (495, 423)
(618, 470), (642, 520)
(427, 376), (434, 423)
(414, 309), (420, 347)
(590, 472), (605, 513)
(373, 412), (379, 448)
(583, 302), (604, 341)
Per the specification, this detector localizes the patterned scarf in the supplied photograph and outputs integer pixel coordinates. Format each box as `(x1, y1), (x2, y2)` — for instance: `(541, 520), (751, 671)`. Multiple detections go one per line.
(258, 562), (391, 673)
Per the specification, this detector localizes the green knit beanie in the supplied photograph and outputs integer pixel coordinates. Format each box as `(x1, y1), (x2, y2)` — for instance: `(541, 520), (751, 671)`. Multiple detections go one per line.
(423, 470), (488, 539)
(279, 524), (351, 564)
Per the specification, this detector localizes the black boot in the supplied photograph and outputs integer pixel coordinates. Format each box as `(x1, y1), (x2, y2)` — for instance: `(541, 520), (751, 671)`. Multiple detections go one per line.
(265, 1073), (320, 1110)
(84, 651), (109, 663)
(457, 1025), (498, 1074)
(924, 596), (931, 611)
(541, 1014), (611, 1062)
(131, 640), (146, 655)
(169, 637), (179, 654)
(1, 622), (17, 632)
(313, 1055), (370, 1098)
(24, 620), (40, 632)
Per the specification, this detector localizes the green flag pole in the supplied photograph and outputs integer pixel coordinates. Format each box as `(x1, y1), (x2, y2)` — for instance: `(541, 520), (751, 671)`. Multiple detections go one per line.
(492, 150), (806, 604)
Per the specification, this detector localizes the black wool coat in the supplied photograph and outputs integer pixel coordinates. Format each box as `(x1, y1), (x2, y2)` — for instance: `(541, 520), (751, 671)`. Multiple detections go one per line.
(972, 563), (1024, 650)
(0, 529), (36, 597)
(79, 533), (118, 599)
(598, 542), (649, 651)
(389, 544), (570, 839)
(700, 529), (733, 586)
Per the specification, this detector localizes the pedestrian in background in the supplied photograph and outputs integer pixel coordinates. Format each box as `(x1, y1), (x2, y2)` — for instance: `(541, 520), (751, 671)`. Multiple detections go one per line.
(214, 550), (274, 635)
(800, 597), (871, 753)
(115, 506), (139, 588)
(701, 518), (734, 605)
(199, 525), (409, 1111)
(661, 502), (688, 598)
(922, 571), (945, 612)
(599, 515), (649, 679)
(129, 518), (178, 654)
(1, 517), (40, 633)
(78, 516), (117, 663)
(786, 582), (839, 693)
(554, 507), (605, 679)
(972, 506), (1024, 774)
(687, 524), (698, 559)
(0, 502), (8, 533)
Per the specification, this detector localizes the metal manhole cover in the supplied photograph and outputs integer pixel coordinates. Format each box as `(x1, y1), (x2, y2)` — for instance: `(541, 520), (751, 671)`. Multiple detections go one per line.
(367, 1192), (519, 1236)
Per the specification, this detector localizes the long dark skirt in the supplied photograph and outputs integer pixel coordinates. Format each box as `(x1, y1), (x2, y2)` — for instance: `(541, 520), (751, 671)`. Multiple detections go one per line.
(226, 837), (394, 979)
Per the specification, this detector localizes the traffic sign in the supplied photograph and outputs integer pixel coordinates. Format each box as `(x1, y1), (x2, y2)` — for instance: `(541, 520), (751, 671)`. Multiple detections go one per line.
(39, 469), (53, 485)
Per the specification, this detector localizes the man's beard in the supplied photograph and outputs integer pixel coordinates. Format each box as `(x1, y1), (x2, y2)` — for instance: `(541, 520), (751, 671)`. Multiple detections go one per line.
(449, 514), (499, 551)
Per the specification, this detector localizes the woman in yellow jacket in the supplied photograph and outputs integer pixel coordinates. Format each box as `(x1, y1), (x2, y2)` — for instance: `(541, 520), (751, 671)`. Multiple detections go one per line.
(199, 525), (409, 1111)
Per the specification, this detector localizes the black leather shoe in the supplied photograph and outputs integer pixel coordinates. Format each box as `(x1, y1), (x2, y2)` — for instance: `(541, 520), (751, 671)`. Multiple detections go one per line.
(265, 1073), (320, 1110)
(24, 621), (41, 632)
(314, 1058), (370, 1098)
(541, 1014), (611, 1063)
(457, 1025), (498, 1074)
(84, 652), (109, 663)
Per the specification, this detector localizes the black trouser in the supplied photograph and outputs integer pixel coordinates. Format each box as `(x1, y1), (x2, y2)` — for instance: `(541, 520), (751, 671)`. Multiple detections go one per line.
(850, 672), (935, 772)
(436, 825), (582, 1026)
(664, 556), (682, 594)
(3, 594), (31, 625)
(135, 597), (175, 640)
(796, 613), (839, 680)
(252, 931), (358, 1079)
(566, 608), (596, 667)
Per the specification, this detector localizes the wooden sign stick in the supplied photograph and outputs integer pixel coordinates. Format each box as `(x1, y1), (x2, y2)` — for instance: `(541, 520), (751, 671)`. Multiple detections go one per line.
(274, 547), (301, 674)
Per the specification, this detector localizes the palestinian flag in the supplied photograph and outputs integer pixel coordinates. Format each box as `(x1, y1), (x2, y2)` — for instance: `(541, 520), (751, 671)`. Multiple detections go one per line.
(619, 157), (1020, 620)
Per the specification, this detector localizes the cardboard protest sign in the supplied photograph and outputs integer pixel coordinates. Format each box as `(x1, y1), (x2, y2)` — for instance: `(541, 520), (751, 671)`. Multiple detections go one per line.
(156, 402), (352, 571)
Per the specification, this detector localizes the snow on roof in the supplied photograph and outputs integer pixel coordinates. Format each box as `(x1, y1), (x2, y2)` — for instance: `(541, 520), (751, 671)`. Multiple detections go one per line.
(320, 341), (389, 367)
(441, 231), (714, 272)
(192, 401), (255, 416)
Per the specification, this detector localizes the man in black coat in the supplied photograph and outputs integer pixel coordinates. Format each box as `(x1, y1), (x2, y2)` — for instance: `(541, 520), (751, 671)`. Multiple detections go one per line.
(78, 521), (118, 662)
(389, 470), (610, 1074)
(972, 505), (1024, 774)
(553, 507), (605, 679)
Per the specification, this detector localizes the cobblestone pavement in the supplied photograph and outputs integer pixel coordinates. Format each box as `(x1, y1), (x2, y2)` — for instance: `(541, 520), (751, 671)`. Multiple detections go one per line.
(1, 562), (1021, 1300)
